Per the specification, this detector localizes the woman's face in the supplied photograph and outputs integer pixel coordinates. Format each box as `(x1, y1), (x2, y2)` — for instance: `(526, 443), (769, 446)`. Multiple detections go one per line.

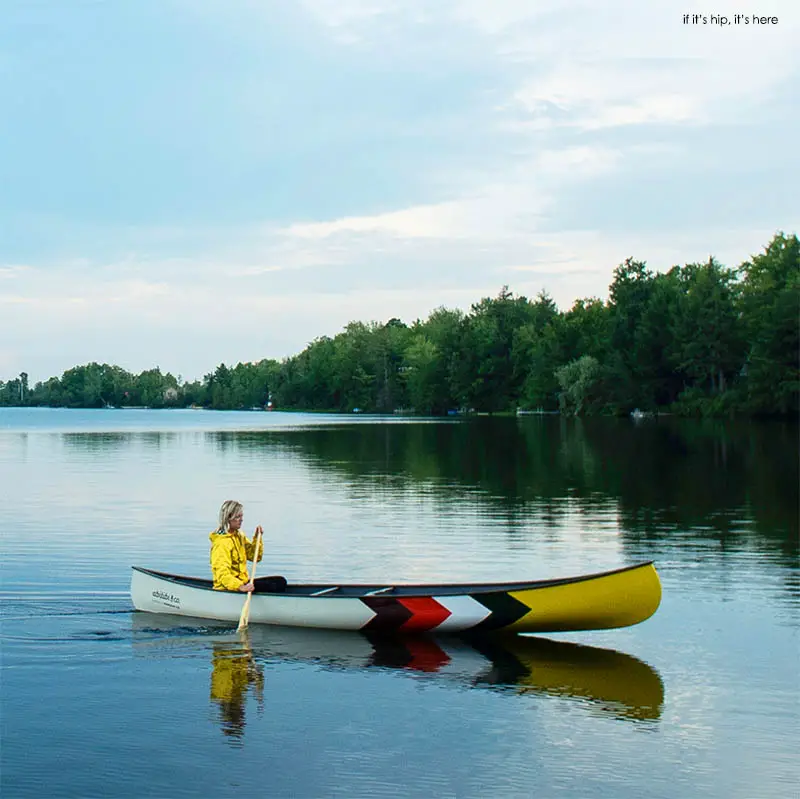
(229, 510), (243, 532)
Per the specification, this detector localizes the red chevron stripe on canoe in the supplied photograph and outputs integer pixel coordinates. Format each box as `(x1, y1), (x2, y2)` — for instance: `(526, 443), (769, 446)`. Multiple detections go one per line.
(397, 597), (452, 632)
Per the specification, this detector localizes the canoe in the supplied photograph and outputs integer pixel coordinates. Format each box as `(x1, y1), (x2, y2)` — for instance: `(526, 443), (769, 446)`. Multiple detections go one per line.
(131, 614), (664, 722)
(130, 561), (661, 634)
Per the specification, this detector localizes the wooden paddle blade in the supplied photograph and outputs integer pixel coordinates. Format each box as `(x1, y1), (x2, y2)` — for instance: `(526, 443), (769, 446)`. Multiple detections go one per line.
(237, 592), (253, 631)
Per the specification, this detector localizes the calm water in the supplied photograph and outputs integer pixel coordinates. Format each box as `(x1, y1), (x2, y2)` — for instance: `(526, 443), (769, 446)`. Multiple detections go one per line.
(1, 408), (798, 798)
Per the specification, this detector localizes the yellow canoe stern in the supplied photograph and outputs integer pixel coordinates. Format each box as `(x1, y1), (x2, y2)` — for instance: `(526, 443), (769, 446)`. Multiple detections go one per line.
(506, 562), (662, 633)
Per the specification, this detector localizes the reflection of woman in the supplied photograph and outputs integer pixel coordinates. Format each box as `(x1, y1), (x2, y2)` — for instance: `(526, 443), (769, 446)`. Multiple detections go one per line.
(209, 641), (264, 741)
(209, 500), (287, 593)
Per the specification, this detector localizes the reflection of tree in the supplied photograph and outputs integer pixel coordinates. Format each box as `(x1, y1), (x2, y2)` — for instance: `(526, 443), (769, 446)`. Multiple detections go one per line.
(209, 639), (264, 743)
(63, 433), (128, 450)
(62, 432), (178, 450)
(206, 418), (798, 564)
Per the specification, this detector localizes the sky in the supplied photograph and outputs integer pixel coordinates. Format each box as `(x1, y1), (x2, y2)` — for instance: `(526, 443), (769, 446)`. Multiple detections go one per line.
(1, 0), (798, 383)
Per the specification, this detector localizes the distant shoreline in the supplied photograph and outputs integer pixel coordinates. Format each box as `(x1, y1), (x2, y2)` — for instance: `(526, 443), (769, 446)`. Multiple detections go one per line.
(2, 232), (797, 419)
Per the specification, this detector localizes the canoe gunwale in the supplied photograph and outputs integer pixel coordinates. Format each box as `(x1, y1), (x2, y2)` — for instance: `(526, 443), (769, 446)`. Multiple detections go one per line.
(131, 561), (656, 598)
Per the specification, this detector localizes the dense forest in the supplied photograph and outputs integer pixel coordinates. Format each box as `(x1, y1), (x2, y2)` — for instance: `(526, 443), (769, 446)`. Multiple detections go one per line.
(2, 232), (797, 417)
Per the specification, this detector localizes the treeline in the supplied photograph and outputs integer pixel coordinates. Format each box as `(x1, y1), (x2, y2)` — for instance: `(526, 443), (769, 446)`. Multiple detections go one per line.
(2, 232), (797, 417)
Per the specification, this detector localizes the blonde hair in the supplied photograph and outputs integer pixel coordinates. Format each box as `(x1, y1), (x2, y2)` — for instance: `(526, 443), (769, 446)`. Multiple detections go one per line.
(217, 500), (244, 533)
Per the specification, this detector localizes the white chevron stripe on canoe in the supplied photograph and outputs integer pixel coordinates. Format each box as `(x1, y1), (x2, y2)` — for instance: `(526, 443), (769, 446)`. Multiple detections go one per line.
(432, 595), (492, 631)
(247, 595), (377, 630)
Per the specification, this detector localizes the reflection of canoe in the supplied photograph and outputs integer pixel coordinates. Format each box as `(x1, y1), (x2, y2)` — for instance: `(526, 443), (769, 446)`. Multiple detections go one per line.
(130, 614), (664, 722)
(468, 635), (664, 720)
(131, 561), (661, 634)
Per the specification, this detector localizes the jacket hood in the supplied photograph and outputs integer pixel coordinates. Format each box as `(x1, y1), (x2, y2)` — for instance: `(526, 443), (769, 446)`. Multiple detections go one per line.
(209, 529), (240, 543)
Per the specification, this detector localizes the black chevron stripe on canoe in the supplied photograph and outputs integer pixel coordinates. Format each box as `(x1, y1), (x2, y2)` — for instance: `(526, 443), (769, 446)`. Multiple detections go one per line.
(471, 591), (530, 632)
(361, 597), (413, 632)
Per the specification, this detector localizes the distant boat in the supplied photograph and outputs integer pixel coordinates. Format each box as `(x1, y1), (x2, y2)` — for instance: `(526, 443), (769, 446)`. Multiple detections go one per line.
(630, 409), (654, 421)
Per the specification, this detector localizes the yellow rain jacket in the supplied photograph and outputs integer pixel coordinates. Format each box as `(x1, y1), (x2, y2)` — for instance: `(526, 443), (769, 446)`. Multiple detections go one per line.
(209, 530), (263, 591)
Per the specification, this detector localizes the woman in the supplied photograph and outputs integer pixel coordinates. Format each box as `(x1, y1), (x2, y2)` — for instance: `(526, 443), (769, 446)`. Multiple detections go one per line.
(209, 500), (286, 593)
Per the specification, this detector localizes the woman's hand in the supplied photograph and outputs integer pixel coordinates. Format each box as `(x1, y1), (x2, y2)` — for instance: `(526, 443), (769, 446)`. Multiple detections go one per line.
(238, 582), (255, 593)
(254, 525), (263, 537)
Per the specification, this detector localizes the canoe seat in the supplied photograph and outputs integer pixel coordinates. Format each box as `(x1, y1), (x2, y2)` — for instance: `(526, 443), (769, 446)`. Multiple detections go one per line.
(365, 587), (394, 596)
(310, 586), (339, 596)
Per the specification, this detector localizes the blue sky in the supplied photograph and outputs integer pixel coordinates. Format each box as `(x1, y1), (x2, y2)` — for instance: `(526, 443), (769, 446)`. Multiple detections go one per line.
(1, 0), (798, 382)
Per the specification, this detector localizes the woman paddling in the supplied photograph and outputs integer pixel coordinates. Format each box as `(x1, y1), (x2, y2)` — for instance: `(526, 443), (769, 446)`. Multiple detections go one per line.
(210, 500), (287, 593)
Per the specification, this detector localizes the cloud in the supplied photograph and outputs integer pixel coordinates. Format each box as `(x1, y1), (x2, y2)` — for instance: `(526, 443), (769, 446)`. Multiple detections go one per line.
(281, 145), (619, 247)
(0, 265), (32, 279)
(510, 65), (699, 130)
(300, 0), (799, 131)
(301, 0), (388, 30)
(285, 201), (468, 240)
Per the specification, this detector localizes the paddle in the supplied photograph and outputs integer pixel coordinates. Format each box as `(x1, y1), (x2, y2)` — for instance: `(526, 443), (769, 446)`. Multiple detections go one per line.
(237, 530), (262, 632)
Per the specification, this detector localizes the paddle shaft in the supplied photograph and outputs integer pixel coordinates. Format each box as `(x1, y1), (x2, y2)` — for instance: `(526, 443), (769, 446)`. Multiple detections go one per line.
(237, 531), (262, 631)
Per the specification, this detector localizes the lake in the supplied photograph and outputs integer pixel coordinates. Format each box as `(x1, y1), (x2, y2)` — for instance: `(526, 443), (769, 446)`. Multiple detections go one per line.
(1, 408), (798, 798)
